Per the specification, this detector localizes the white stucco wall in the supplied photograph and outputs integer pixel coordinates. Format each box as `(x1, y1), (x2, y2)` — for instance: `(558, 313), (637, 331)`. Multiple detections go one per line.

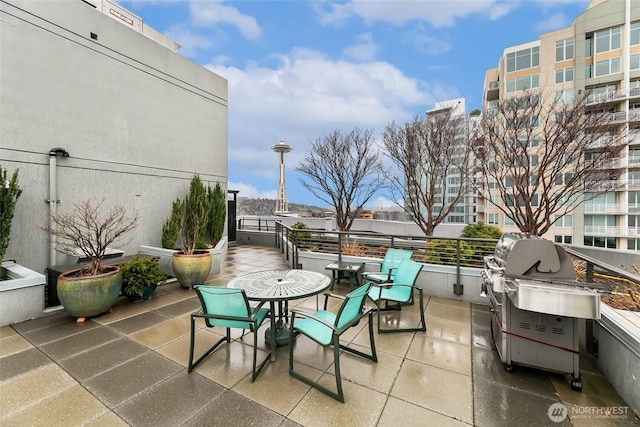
(0, 0), (228, 274)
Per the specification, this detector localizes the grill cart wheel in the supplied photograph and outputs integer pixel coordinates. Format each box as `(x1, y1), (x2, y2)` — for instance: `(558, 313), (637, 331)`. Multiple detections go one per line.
(571, 378), (582, 392)
(505, 364), (513, 373)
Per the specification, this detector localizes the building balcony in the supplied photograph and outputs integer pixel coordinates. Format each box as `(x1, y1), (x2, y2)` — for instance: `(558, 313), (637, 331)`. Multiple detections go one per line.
(589, 180), (626, 191)
(485, 81), (500, 102)
(594, 156), (626, 169)
(584, 225), (625, 236)
(584, 203), (626, 214)
(629, 111), (640, 123)
(629, 157), (640, 168)
(586, 89), (625, 105)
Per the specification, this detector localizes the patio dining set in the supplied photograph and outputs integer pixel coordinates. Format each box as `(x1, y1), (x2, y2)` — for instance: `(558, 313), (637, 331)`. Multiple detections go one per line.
(187, 248), (422, 403)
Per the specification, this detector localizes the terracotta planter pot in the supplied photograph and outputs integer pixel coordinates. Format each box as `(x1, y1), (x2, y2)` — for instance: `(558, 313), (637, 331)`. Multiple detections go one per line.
(57, 266), (122, 320)
(172, 251), (212, 288)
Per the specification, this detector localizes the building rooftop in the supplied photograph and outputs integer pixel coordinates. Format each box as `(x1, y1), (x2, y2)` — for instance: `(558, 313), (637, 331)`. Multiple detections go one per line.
(1, 244), (638, 426)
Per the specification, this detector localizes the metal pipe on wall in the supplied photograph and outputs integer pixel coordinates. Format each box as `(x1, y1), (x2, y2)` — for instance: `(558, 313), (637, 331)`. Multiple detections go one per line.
(48, 148), (69, 267)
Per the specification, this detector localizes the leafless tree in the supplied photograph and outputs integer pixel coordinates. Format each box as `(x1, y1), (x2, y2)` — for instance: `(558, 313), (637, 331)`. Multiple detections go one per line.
(473, 90), (627, 236)
(39, 198), (139, 275)
(383, 112), (475, 236)
(296, 128), (386, 231)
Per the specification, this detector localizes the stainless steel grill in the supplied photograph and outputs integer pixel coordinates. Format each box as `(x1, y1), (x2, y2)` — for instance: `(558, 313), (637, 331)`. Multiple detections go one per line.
(482, 233), (601, 391)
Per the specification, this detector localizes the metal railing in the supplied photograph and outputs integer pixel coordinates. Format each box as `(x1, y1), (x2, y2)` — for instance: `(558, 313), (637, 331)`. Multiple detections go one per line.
(274, 221), (498, 275)
(237, 217), (279, 232)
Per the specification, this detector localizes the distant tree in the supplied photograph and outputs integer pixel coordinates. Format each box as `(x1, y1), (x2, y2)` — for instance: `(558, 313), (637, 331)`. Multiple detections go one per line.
(473, 90), (627, 236)
(461, 222), (502, 239)
(383, 112), (475, 236)
(296, 128), (387, 231)
(461, 222), (502, 261)
(469, 109), (481, 116)
(423, 239), (474, 267)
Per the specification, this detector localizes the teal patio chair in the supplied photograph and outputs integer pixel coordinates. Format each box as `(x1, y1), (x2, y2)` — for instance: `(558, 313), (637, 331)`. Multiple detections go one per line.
(188, 286), (272, 382)
(288, 283), (377, 403)
(368, 258), (426, 334)
(362, 248), (413, 284)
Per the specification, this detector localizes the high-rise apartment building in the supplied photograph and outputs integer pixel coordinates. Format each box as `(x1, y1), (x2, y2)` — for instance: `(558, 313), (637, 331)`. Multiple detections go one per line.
(480, 0), (640, 250)
(425, 98), (478, 225)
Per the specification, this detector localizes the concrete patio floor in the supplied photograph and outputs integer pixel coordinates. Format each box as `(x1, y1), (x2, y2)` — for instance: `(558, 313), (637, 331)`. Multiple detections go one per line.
(1, 243), (638, 426)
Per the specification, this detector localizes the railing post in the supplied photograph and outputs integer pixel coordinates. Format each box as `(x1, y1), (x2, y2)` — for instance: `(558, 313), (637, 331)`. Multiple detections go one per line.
(453, 238), (464, 295)
(338, 233), (343, 262)
(586, 262), (594, 283)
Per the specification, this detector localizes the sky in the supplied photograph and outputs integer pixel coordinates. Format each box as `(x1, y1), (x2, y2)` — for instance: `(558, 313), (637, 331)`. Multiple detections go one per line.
(120, 0), (591, 208)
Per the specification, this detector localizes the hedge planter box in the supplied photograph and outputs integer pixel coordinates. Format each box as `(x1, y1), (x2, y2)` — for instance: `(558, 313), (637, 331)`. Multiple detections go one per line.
(0, 261), (47, 326)
(139, 237), (227, 278)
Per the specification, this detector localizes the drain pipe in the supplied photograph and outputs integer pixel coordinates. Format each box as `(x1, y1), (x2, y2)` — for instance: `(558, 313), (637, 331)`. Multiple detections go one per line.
(48, 147), (69, 266)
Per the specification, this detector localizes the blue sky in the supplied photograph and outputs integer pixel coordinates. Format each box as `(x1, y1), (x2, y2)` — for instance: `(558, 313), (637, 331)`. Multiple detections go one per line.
(120, 0), (590, 208)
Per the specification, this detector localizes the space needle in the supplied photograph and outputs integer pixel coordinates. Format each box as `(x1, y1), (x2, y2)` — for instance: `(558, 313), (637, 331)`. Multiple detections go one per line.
(272, 139), (292, 215)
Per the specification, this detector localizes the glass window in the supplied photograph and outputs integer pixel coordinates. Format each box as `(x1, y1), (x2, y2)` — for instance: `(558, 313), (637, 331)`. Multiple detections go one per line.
(631, 22), (640, 46)
(506, 75), (540, 93)
(585, 36), (592, 57)
(595, 27), (621, 53)
(488, 213), (499, 225)
(554, 214), (573, 227)
(555, 172), (573, 185)
(554, 235), (573, 244)
(506, 47), (539, 72)
(595, 58), (621, 77)
(555, 89), (574, 103)
(632, 54), (640, 70)
(556, 38), (574, 61)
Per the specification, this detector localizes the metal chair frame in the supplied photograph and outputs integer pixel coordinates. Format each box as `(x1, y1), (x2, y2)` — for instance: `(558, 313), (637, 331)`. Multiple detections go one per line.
(362, 248), (413, 284)
(368, 258), (426, 334)
(288, 283), (377, 403)
(188, 286), (272, 382)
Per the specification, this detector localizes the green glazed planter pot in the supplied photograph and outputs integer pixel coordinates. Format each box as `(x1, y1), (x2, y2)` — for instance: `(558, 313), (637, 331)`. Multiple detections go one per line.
(57, 266), (122, 319)
(172, 251), (212, 288)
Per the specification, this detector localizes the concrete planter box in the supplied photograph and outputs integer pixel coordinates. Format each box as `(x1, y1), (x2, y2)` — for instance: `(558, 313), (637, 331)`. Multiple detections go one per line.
(1, 261), (46, 326)
(592, 305), (640, 417)
(139, 237), (227, 277)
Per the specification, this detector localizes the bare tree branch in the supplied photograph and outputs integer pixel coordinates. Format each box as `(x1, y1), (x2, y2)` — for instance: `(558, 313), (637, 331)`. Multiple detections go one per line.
(296, 128), (387, 231)
(383, 112), (475, 236)
(473, 90), (627, 235)
(39, 197), (139, 275)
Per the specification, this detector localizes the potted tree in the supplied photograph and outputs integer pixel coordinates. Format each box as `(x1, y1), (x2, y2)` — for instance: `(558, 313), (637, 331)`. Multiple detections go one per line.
(121, 255), (166, 301)
(39, 197), (139, 322)
(0, 166), (47, 327)
(171, 174), (212, 288)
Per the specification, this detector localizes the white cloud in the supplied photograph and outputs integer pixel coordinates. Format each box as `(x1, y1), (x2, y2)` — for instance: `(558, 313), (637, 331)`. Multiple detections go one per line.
(366, 196), (402, 209)
(343, 33), (378, 61)
(228, 181), (277, 199)
(189, 0), (262, 40)
(408, 27), (452, 56)
(317, 0), (505, 28)
(205, 48), (446, 180)
(164, 23), (214, 57)
(535, 12), (570, 33)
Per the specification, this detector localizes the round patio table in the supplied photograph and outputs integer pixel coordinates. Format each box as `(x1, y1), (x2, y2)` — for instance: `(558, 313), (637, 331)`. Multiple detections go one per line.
(227, 269), (331, 360)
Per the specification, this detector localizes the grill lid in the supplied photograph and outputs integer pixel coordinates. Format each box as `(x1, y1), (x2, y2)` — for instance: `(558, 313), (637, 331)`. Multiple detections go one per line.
(493, 232), (575, 280)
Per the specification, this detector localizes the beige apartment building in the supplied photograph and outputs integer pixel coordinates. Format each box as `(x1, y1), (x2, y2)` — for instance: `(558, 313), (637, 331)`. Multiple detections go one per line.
(480, 0), (640, 251)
